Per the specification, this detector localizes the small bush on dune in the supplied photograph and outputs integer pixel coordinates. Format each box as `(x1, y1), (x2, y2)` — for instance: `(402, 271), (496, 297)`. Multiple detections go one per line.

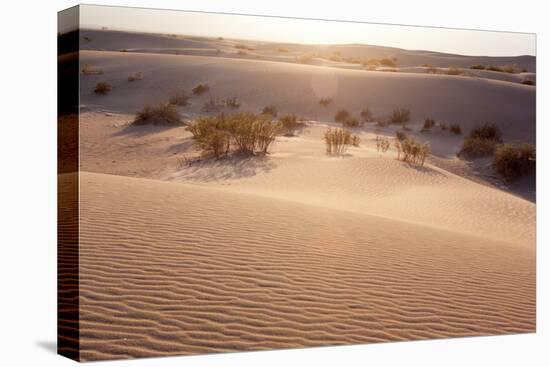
(351, 135), (361, 146)
(186, 116), (231, 158)
(127, 72), (143, 82)
(395, 137), (430, 166)
(390, 108), (411, 124)
(395, 131), (408, 142)
(493, 143), (535, 180)
(468, 123), (503, 143)
(192, 83), (210, 95)
(376, 136), (390, 152)
(134, 103), (182, 126)
(360, 108), (373, 122)
(426, 65), (438, 74)
(169, 90), (190, 106)
(93, 82), (112, 95)
(446, 66), (464, 75)
(261, 105), (278, 117)
(279, 114), (305, 136)
(470, 64), (486, 70)
(380, 58), (397, 67)
(82, 64), (103, 75)
(334, 109), (351, 123)
(450, 123), (462, 135)
(458, 123), (503, 158)
(324, 128), (352, 155)
(319, 97), (332, 107)
(422, 118), (435, 131)
(342, 117), (360, 128)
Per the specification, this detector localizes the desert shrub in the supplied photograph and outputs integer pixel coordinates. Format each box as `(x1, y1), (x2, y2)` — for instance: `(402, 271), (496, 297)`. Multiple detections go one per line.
(127, 72), (143, 82)
(351, 135), (361, 146)
(319, 97), (332, 107)
(93, 82), (112, 95)
(82, 64), (103, 75)
(426, 65), (438, 74)
(450, 123), (462, 135)
(261, 105), (278, 117)
(493, 143), (535, 180)
(468, 123), (503, 143)
(186, 116), (231, 158)
(120, 49), (128, 53)
(470, 64), (486, 70)
(395, 131), (408, 141)
(169, 90), (190, 106)
(224, 96), (240, 108)
(380, 58), (397, 67)
(334, 109), (351, 123)
(279, 114), (305, 136)
(324, 128), (352, 155)
(277, 47), (289, 53)
(395, 137), (430, 166)
(422, 118), (435, 131)
(360, 108), (373, 122)
(376, 136), (390, 152)
(459, 138), (497, 158)
(500, 64), (521, 74)
(134, 102), (182, 126)
(192, 83), (210, 95)
(342, 117), (360, 128)
(390, 108), (411, 124)
(446, 67), (464, 75)
(521, 80), (535, 86)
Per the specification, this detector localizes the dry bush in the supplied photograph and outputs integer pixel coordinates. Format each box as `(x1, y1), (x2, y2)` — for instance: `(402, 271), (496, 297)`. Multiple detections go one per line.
(334, 109), (351, 123)
(127, 72), (143, 82)
(468, 123), (503, 142)
(186, 116), (231, 158)
(342, 117), (360, 128)
(450, 123), (462, 135)
(224, 96), (240, 108)
(426, 65), (438, 74)
(493, 143), (535, 180)
(395, 137), (430, 166)
(261, 105), (278, 117)
(422, 118), (435, 131)
(470, 64), (486, 70)
(169, 90), (190, 106)
(376, 136), (390, 152)
(390, 108), (411, 124)
(324, 128), (352, 155)
(446, 66), (464, 75)
(458, 123), (502, 158)
(134, 103), (182, 126)
(360, 108), (373, 122)
(82, 64), (103, 75)
(380, 58), (397, 67)
(93, 82), (112, 95)
(319, 97), (332, 107)
(486, 64), (521, 74)
(351, 135), (361, 146)
(192, 83), (210, 95)
(395, 131), (408, 141)
(279, 114), (305, 136)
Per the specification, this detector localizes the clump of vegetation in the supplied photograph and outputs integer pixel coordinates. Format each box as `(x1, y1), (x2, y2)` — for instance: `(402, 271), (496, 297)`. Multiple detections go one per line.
(324, 128), (353, 155)
(521, 79), (535, 86)
(334, 109), (351, 123)
(470, 64), (486, 70)
(186, 113), (281, 157)
(342, 117), (360, 128)
(127, 72), (143, 82)
(82, 64), (103, 75)
(134, 102), (182, 126)
(390, 108), (411, 124)
(395, 131), (408, 142)
(458, 123), (503, 158)
(493, 143), (535, 180)
(279, 114), (306, 136)
(319, 97), (332, 107)
(192, 83), (210, 95)
(426, 65), (438, 74)
(224, 96), (240, 108)
(422, 118), (436, 131)
(93, 82), (112, 95)
(486, 64), (521, 74)
(394, 137), (430, 166)
(376, 136), (390, 152)
(351, 135), (361, 146)
(380, 58), (397, 67)
(277, 47), (289, 53)
(450, 123), (462, 135)
(169, 90), (190, 106)
(446, 67), (465, 76)
(360, 108), (373, 122)
(261, 105), (278, 117)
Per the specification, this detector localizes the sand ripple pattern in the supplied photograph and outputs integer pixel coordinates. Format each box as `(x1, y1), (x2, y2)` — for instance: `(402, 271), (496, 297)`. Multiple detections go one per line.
(76, 173), (535, 361)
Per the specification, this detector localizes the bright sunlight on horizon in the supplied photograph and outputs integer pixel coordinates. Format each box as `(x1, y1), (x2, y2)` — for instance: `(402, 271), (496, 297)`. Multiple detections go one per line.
(74, 4), (535, 57)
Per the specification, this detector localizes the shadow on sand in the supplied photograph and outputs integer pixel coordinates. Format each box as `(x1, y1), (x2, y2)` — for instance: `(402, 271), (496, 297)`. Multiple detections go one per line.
(36, 340), (57, 354)
(112, 123), (185, 137)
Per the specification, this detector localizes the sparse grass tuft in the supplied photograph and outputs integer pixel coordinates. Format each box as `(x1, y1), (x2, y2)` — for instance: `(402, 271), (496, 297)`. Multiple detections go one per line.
(394, 137), (430, 166)
(376, 136), (390, 152)
(261, 105), (278, 117)
(470, 64), (486, 70)
(192, 83), (210, 95)
(458, 123), (503, 158)
(395, 131), (408, 142)
(334, 109), (351, 123)
(493, 143), (535, 180)
(351, 135), (361, 146)
(134, 102), (182, 126)
(93, 82), (112, 95)
(319, 97), (332, 107)
(279, 114), (306, 136)
(422, 118), (435, 131)
(324, 128), (352, 155)
(390, 108), (411, 124)
(360, 108), (373, 122)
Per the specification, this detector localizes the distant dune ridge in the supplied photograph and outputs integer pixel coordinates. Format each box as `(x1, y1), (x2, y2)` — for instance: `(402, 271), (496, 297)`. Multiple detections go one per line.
(65, 29), (536, 361)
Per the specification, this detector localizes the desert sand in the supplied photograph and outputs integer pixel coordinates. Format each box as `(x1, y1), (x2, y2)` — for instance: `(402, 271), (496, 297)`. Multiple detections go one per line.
(63, 29), (536, 361)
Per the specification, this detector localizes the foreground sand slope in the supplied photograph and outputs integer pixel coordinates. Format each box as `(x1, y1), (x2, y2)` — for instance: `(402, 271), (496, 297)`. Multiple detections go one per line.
(72, 172), (535, 361)
(80, 50), (535, 142)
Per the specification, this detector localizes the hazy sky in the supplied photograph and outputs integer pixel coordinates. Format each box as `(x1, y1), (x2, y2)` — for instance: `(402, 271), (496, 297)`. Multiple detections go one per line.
(74, 4), (535, 56)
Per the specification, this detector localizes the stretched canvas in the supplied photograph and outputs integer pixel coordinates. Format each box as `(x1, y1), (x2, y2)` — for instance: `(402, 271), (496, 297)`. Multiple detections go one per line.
(58, 4), (536, 362)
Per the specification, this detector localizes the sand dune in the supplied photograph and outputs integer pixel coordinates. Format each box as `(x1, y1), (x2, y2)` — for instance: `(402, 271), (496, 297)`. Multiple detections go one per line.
(69, 171), (535, 361)
(80, 50), (535, 142)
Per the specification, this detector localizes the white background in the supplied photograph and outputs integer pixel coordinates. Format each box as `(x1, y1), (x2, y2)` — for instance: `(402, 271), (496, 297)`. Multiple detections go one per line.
(0, 0), (548, 365)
